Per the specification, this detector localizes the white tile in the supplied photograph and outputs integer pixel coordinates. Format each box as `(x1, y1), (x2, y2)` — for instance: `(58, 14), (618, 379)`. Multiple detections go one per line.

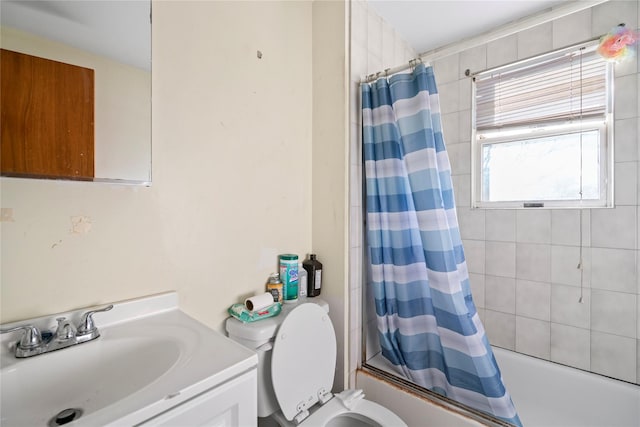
(590, 247), (637, 293)
(367, 9), (383, 60)
(517, 22), (552, 60)
(516, 243), (551, 282)
(485, 275), (516, 314)
(551, 284), (591, 329)
(614, 48), (638, 77)
(463, 239), (485, 275)
(438, 80), (460, 115)
(591, 205), (637, 250)
(486, 241), (516, 278)
(365, 318), (380, 358)
(441, 112), (459, 144)
(367, 53), (382, 77)
(550, 323), (590, 370)
(616, 118), (639, 163)
(457, 207), (485, 241)
(637, 292), (640, 339)
(350, 117), (361, 161)
(516, 279), (551, 321)
(614, 74), (638, 121)
(637, 339), (640, 384)
(351, 43), (369, 80)
(459, 44), (486, 79)
(433, 54), (459, 85)
(591, 289), (637, 338)
(592, 1), (639, 39)
(458, 79), (472, 113)
(351, 0), (368, 48)
(349, 286), (363, 325)
(484, 310), (516, 349)
(381, 23), (395, 69)
(469, 272), (485, 308)
(487, 34), (517, 68)
(394, 36), (413, 66)
(448, 142), (471, 176)
(552, 8), (591, 49)
(349, 326), (361, 372)
(364, 278), (377, 322)
(349, 248), (362, 290)
(591, 330), (637, 383)
(350, 205), (363, 247)
(349, 157), (363, 207)
(452, 174), (471, 207)
(516, 316), (550, 359)
(551, 209), (590, 247)
(517, 210), (551, 244)
(486, 210), (516, 242)
(551, 245), (590, 288)
(458, 109), (471, 144)
(614, 161), (637, 206)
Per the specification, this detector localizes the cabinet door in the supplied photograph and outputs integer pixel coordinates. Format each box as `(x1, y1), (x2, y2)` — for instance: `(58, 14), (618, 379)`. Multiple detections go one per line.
(1, 49), (95, 179)
(139, 370), (257, 427)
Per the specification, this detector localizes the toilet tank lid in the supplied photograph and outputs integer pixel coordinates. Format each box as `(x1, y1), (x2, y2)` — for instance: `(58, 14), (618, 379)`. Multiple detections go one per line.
(225, 297), (329, 343)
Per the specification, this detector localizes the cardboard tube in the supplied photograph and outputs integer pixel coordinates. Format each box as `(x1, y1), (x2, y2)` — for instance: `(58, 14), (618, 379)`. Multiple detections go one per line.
(245, 292), (275, 312)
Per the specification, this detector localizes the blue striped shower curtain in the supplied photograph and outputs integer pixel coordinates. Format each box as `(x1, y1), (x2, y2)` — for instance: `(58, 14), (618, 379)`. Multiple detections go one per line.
(362, 63), (521, 426)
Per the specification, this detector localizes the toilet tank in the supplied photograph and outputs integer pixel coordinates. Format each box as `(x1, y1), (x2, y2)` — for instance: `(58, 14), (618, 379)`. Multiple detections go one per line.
(225, 297), (329, 418)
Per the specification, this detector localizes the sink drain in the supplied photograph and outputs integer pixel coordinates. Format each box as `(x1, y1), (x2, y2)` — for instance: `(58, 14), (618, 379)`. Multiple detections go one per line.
(48, 408), (83, 426)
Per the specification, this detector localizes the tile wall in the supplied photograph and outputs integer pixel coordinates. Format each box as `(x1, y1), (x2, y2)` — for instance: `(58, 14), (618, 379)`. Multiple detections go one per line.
(351, 0), (640, 386)
(348, 0), (416, 386)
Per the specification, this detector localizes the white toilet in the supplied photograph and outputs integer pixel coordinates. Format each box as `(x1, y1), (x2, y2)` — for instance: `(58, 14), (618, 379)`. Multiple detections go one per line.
(226, 299), (407, 427)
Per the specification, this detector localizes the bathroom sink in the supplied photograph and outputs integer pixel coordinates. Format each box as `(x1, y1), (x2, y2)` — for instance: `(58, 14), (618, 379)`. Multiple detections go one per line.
(0, 292), (257, 426)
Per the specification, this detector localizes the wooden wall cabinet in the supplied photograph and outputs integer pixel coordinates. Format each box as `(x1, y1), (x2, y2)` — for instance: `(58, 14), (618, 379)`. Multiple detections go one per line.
(1, 49), (95, 179)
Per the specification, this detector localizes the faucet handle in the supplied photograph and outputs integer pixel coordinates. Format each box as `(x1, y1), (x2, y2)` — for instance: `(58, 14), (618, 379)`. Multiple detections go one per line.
(54, 317), (77, 342)
(76, 304), (113, 338)
(0, 325), (43, 349)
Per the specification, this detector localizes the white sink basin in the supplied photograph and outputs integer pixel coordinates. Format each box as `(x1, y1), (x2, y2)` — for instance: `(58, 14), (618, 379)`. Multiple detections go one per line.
(0, 293), (257, 426)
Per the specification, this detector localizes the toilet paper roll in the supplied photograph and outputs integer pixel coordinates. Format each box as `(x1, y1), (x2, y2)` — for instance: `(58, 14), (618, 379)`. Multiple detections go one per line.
(245, 292), (275, 312)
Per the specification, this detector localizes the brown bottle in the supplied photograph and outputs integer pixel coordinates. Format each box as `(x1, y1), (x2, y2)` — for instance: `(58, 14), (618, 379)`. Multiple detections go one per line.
(302, 254), (323, 297)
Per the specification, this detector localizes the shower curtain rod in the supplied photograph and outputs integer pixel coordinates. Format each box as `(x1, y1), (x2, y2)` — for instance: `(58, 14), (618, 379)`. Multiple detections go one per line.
(361, 0), (608, 84)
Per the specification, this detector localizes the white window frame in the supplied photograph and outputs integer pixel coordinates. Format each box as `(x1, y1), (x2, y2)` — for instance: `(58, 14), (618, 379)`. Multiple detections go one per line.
(471, 40), (614, 209)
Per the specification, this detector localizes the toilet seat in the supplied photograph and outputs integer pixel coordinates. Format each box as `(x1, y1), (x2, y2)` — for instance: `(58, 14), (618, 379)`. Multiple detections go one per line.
(271, 303), (336, 422)
(270, 303), (407, 427)
(299, 392), (407, 427)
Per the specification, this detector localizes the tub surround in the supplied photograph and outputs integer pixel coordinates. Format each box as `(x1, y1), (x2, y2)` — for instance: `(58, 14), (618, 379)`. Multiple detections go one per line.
(494, 346), (640, 427)
(353, 0), (640, 387)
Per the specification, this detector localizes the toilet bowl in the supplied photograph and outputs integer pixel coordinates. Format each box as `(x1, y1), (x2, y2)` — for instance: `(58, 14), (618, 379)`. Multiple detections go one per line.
(226, 299), (406, 427)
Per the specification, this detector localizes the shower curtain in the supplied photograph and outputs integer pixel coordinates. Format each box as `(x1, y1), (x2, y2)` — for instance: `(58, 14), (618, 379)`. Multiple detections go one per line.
(362, 63), (521, 426)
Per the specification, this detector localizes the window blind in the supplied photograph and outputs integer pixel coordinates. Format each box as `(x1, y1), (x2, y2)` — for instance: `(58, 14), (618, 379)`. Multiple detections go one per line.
(475, 43), (607, 131)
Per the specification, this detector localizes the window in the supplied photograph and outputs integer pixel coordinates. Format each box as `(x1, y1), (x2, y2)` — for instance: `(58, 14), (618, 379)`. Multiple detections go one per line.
(471, 41), (613, 209)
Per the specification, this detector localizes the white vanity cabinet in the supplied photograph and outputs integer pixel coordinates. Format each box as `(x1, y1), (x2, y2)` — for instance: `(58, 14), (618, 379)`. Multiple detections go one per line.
(139, 367), (257, 426)
(0, 292), (259, 427)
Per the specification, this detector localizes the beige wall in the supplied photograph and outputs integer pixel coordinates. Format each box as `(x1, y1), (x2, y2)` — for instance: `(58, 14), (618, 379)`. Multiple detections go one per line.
(1, 26), (151, 181)
(1, 1), (316, 337)
(311, 0), (349, 390)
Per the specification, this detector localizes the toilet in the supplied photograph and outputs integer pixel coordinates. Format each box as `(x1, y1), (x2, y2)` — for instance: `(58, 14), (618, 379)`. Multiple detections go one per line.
(226, 299), (407, 427)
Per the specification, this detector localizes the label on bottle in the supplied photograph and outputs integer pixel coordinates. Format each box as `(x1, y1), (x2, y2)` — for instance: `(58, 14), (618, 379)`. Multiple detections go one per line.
(279, 258), (298, 302)
(315, 270), (322, 289)
(267, 283), (283, 303)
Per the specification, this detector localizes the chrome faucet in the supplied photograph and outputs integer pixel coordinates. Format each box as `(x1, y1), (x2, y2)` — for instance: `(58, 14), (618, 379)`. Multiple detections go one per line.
(0, 305), (113, 358)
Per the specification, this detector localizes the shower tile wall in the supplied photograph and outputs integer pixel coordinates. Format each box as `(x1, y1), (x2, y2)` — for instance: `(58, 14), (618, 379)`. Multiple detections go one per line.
(434, 0), (640, 385)
(348, 0), (416, 387)
(350, 0), (640, 386)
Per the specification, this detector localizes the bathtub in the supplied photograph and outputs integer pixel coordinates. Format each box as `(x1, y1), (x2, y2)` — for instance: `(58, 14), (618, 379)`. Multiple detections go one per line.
(493, 347), (640, 427)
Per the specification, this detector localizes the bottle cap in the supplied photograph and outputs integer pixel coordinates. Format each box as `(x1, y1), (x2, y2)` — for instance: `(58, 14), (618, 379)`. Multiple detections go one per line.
(279, 254), (298, 260)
